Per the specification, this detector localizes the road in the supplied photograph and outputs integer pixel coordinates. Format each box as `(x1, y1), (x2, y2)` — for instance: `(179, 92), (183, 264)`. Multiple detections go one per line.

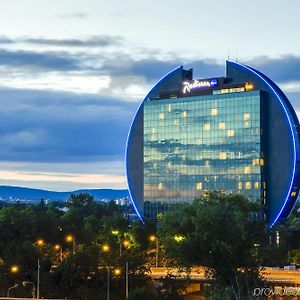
(150, 267), (300, 284)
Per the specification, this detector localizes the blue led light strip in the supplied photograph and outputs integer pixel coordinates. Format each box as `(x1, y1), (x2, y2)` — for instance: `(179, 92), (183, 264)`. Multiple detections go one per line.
(231, 61), (297, 227)
(125, 66), (182, 222)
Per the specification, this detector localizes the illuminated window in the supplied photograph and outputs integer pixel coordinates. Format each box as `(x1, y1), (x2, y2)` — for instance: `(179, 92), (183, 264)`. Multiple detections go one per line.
(252, 158), (259, 166)
(244, 166), (251, 174)
(238, 182), (243, 190)
(227, 129), (235, 137)
(238, 152), (242, 159)
(219, 152), (226, 160)
(243, 113), (250, 121)
(263, 182), (266, 189)
(255, 182), (260, 189)
(211, 108), (218, 116)
(173, 119), (179, 126)
(174, 147), (179, 154)
(182, 111), (187, 118)
(150, 134), (157, 141)
(159, 112), (164, 120)
(205, 161), (210, 168)
(182, 154), (186, 161)
(158, 183), (164, 190)
(245, 82), (254, 91)
(204, 123), (211, 131)
(218, 122), (225, 129)
(168, 161), (172, 167)
(245, 182), (251, 189)
(260, 159), (264, 166)
(168, 104), (172, 112)
(196, 182), (203, 190)
(291, 192), (297, 197)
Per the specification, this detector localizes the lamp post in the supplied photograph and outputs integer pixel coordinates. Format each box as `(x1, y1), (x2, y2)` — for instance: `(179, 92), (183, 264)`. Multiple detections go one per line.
(35, 239), (44, 300)
(66, 234), (76, 254)
(102, 244), (110, 300)
(54, 244), (63, 262)
(149, 235), (159, 268)
(7, 283), (18, 297)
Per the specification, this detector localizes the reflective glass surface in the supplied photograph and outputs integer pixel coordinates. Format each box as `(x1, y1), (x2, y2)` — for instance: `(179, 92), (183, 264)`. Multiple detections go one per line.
(143, 90), (262, 219)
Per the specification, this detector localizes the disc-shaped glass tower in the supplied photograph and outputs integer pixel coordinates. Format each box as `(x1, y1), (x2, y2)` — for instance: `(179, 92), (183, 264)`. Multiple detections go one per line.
(126, 61), (300, 227)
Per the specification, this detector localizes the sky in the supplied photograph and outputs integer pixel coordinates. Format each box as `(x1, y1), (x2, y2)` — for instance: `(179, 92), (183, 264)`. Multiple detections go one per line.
(0, 0), (300, 191)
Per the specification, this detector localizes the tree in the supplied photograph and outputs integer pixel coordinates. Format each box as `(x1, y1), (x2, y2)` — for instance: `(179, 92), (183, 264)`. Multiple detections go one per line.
(159, 191), (270, 300)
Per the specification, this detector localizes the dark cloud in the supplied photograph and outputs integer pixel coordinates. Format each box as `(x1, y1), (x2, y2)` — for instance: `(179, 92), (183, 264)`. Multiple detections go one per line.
(246, 55), (300, 83)
(101, 57), (224, 82)
(0, 88), (136, 163)
(0, 48), (81, 71)
(23, 36), (123, 47)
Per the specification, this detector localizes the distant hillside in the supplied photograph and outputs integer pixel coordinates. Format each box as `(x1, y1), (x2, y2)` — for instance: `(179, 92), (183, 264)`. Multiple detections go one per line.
(0, 186), (129, 201)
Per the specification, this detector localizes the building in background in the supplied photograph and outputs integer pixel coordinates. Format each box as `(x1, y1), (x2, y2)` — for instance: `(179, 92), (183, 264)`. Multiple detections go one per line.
(126, 61), (300, 227)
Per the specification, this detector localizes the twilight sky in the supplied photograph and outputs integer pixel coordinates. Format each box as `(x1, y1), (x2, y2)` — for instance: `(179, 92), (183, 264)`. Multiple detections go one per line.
(0, 0), (299, 191)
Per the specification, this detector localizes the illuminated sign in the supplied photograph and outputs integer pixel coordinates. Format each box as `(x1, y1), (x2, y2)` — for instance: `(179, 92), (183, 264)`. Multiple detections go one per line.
(182, 78), (218, 93)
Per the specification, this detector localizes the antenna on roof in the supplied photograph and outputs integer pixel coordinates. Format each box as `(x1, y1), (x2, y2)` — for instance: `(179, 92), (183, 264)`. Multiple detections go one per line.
(235, 50), (238, 62)
(227, 49), (230, 61)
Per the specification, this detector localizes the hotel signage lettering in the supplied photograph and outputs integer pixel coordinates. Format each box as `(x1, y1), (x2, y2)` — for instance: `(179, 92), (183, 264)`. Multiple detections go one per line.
(182, 78), (218, 94)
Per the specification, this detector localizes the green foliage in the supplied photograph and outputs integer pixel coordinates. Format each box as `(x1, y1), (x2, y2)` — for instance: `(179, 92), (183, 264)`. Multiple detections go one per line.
(159, 192), (269, 300)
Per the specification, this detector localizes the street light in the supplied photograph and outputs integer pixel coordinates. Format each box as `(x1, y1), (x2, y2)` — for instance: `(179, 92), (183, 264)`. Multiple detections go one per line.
(149, 235), (159, 268)
(102, 244), (110, 253)
(35, 238), (45, 300)
(7, 283), (18, 297)
(10, 265), (19, 273)
(54, 244), (63, 261)
(66, 234), (76, 254)
(36, 239), (44, 247)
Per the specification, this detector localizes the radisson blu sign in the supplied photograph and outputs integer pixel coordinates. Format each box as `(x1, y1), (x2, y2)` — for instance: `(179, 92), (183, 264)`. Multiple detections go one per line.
(182, 78), (218, 94)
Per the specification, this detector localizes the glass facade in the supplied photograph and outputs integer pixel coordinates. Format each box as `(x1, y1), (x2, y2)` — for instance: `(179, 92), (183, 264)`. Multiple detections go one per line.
(144, 90), (262, 219)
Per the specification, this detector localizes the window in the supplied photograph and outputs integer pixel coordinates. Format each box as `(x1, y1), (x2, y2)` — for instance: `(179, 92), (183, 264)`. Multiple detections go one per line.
(158, 183), (164, 190)
(255, 182), (260, 189)
(196, 182), (203, 190)
(244, 166), (251, 174)
(238, 182), (243, 190)
(243, 113), (250, 121)
(211, 108), (218, 116)
(182, 111), (187, 118)
(173, 119), (179, 126)
(227, 129), (235, 137)
(219, 152), (226, 160)
(218, 122), (225, 129)
(159, 112), (164, 120)
(245, 182), (252, 189)
(204, 123), (211, 131)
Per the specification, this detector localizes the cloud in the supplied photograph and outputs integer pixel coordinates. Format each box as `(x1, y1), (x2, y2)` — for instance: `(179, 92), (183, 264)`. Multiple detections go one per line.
(0, 36), (13, 44)
(0, 48), (81, 71)
(0, 87), (136, 164)
(246, 55), (300, 83)
(23, 36), (123, 47)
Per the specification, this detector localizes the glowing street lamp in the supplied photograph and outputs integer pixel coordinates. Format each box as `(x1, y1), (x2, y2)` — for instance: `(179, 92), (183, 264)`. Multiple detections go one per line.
(54, 244), (63, 261)
(102, 244), (110, 253)
(149, 235), (159, 268)
(114, 268), (121, 276)
(66, 234), (76, 254)
(36, 239), (44, 247)
(10, 265), (19, 273)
